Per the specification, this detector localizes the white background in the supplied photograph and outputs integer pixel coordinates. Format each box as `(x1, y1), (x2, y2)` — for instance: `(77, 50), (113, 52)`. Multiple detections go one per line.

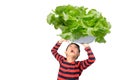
(0, 0), (119, 80)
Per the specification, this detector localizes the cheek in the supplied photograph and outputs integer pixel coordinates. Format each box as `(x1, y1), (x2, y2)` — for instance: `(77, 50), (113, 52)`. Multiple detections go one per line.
(77, 53), (80, 56)
(75, 49), (79, 53)
(67, 48), (71, 52)
(65, 50), (69, 54)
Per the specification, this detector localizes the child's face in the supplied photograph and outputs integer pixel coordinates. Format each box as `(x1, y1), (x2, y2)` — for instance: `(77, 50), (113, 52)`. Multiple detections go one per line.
(65, 44), (80, 59)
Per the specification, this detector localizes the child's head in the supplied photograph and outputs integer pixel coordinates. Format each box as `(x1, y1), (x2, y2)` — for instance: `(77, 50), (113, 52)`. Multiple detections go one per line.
(65, 43), (80, 59)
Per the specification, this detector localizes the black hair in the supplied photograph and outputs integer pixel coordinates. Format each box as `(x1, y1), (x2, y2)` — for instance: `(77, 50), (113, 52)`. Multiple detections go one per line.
(66, 43), (80, 52)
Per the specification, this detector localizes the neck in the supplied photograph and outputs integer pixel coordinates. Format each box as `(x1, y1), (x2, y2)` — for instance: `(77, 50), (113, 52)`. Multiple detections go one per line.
(66, 57), (76, 63)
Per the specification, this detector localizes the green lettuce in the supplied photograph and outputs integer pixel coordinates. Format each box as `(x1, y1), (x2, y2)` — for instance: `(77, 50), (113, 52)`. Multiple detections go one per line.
(47, 5), (111, 43)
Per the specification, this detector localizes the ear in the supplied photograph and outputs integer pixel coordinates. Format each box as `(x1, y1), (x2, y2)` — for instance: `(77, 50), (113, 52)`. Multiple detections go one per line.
(65, 51), (67, 54)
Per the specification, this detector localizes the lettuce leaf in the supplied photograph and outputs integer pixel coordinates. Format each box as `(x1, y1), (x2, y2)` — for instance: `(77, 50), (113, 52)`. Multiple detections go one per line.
(47, 5), (111, 43)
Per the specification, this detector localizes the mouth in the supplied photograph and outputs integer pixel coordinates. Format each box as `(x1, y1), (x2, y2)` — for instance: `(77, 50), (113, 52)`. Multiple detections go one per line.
(70, 50), (75, 53)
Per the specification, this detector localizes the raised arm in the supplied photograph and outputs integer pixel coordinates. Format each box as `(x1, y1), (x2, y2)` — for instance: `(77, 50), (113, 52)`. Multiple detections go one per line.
(51, 39), (67, 62)
(79, 44), (96, 70)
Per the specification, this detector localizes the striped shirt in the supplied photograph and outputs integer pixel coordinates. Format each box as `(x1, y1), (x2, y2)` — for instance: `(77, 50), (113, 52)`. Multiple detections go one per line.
(51, 42), (96, 80)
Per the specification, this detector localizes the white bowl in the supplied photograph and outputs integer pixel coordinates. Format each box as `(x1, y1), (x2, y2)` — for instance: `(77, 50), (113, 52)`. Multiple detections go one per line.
(73, 36), (95, 44)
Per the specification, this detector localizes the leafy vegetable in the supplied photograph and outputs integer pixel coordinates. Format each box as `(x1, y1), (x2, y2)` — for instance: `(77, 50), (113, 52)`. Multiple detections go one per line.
(47, 5), (111, 43)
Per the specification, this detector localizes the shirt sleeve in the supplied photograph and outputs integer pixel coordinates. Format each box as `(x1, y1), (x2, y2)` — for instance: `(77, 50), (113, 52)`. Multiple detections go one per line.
(51, 41), (65, 62)
(79, 47), (96, 70)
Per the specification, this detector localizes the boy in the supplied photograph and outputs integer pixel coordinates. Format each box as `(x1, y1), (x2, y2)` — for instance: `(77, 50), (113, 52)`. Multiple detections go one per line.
(51, 39), (96, 80)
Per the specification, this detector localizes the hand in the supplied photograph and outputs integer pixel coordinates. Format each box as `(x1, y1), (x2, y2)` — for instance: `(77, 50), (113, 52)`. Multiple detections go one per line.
(81, 43), (90, 48)
(58, 39), (68, 43)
